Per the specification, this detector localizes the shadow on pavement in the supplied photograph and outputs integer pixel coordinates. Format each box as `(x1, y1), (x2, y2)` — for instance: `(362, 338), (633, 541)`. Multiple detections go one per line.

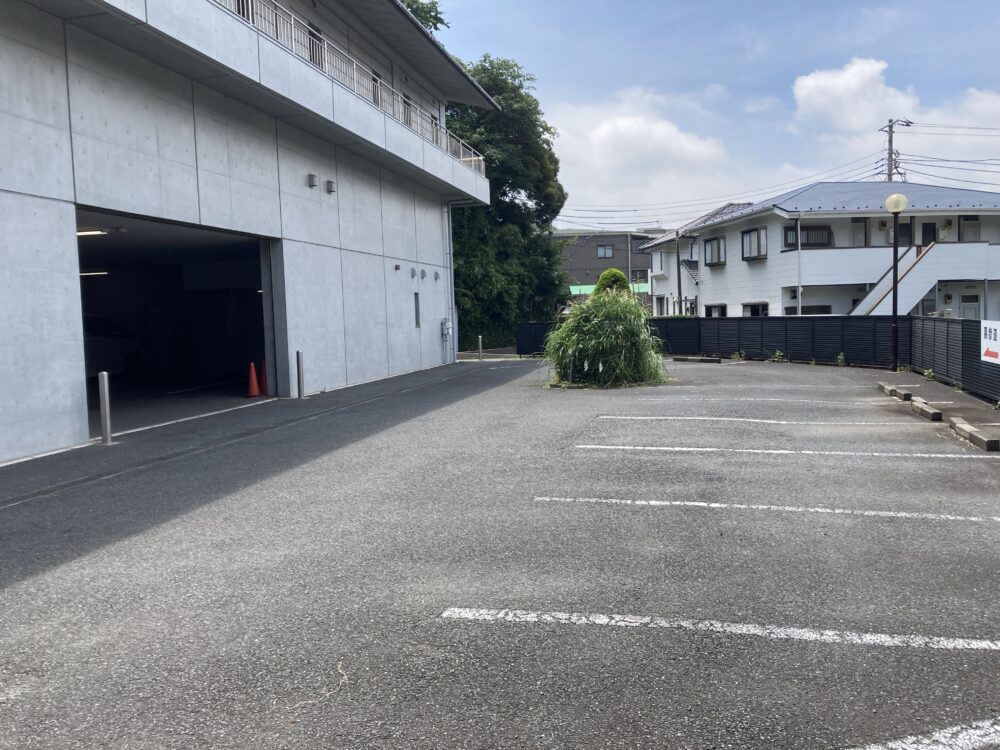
(0, 361), (542, 590)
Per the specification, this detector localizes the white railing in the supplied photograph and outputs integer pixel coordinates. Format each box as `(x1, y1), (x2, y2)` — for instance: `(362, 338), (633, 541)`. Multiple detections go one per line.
(214, 0), (486, 176)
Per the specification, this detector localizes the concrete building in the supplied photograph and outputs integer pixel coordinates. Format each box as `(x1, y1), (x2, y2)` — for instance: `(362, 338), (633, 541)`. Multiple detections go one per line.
(553, 229), (663, 302)
(643, 182), (1000, 319)
(0, 0), (494, 463)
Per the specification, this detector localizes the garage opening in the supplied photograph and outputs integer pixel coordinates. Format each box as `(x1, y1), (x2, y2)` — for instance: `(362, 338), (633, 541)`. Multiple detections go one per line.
(77, 209), (275, 435)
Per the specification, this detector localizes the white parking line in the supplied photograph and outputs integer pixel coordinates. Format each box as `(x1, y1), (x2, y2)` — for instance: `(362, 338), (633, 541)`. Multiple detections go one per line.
(599, 416), (918, 426)
(636, 397), (906, 406)
(575, 445), (997, 459)
(845, 716), (1000, 750)
(533, 496), (1000, 523)
(440, 608), (1000, 651)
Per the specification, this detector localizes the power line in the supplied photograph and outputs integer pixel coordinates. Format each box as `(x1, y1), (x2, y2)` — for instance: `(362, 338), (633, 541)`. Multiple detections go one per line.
(897, 159), (1000, 175)
(897, 166), (1000, 187)
(560, 151), (885, 209)
(908, 121), (1000, 132)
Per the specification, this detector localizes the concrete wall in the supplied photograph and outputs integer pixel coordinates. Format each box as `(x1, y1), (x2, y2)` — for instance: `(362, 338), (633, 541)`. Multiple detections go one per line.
(0, 2), (460, 461)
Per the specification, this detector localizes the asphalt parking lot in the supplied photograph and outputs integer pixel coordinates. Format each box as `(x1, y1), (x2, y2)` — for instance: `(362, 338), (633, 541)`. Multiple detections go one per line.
(2, 359), (1000, 749)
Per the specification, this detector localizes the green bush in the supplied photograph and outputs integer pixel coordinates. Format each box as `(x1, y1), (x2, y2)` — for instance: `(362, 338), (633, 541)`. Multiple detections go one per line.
(592, 268), (631, 296)
(543, 289), (666, 387)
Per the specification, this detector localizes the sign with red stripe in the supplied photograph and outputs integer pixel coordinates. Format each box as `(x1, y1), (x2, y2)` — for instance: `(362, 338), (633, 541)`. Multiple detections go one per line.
(983, 319), (1000, 364)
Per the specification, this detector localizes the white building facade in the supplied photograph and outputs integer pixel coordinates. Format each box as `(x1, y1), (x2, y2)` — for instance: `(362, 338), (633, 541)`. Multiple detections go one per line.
(646, 183), (1000, 321)
(0, 0), (494, 463)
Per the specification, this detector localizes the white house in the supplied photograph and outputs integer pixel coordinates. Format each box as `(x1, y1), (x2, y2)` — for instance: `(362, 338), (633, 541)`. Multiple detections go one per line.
(0, 0), (495, 463)
(643, 182), (1000, 320)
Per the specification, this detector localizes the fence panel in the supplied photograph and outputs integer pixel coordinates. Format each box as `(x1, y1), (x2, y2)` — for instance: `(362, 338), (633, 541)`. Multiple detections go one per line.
(761, 319), (788, 359)
(813, 318), (845, 363)
(717, 320), (740, 357)
(785, 318), (814, 362)
(961, 319), (1000, 403)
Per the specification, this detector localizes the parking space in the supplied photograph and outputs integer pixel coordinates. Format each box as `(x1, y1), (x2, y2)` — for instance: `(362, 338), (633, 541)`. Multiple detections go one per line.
(2, 360), (999, 749)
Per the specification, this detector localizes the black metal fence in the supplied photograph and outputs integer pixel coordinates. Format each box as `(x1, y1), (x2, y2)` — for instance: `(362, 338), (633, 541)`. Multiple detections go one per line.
(910, 317), (1000, 402)
(515, 315), (999, 403)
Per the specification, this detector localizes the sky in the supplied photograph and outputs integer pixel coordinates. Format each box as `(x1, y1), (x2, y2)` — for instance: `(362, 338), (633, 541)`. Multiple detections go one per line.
(436, 0), (1000, 230)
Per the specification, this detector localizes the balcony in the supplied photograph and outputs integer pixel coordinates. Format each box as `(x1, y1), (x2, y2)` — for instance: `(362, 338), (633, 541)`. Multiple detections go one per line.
(212, 0), (486, 176)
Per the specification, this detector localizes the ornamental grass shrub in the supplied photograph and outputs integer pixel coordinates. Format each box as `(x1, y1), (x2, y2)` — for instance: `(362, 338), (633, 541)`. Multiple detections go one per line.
(544, 289), (666, 387)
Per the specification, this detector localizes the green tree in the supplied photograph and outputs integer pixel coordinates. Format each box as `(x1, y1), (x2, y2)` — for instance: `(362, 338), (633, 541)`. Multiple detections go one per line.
(400, 0), (448, 32)
(593, 268), (631, 296)
(447, 55), (569, 349)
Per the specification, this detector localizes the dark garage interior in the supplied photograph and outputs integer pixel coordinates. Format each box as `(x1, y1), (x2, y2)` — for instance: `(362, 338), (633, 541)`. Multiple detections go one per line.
(77, 209), (271, 434)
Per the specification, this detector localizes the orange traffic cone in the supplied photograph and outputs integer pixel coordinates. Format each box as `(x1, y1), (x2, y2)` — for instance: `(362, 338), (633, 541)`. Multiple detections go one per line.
(247, 362), (262, 398)
(259, 361), (267, 395)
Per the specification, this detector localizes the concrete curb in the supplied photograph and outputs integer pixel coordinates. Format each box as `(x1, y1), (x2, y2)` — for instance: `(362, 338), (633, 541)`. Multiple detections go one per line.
(672, 356), (722, 364)
(948, 416), (1000, 451)
(877, 381), (911, 401)
(909, 396), (943, 422)
(877, 383), (998, 449)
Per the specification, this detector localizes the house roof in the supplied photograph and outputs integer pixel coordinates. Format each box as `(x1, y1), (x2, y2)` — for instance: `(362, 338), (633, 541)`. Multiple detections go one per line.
(684, 181), (1000, 233)
(336, 0), (499, 109)
(639, 203), (751, 250)
(552, 229), (664, 240)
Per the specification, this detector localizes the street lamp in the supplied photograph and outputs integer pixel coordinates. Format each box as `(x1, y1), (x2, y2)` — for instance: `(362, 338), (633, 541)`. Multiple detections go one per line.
(884, 192), (908, 372)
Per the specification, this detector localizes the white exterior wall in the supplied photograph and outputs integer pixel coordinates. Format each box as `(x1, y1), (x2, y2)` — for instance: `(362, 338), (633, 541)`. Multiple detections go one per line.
(0, 1), (468, 463)
(650, 212), (1000, 318)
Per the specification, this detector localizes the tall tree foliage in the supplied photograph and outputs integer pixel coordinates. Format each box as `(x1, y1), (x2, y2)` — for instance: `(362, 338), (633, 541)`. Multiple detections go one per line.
(447, 56), (569, 348)
(401, 6), (568, 348)
(400, 0), (448, 32)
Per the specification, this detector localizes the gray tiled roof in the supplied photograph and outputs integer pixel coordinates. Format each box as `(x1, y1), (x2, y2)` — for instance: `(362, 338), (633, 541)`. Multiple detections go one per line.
(687, 181), (1000, 231)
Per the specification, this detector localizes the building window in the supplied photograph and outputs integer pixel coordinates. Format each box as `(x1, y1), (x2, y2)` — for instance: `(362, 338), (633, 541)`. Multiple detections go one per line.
(414, 292), (421, 328)
(742, 227), (767, 260)
(742, 302), (769, 317)
(959, 215), (981, 242)
(783, 225), (832, 249)
(705, 304), (727, 318)
(783, 305), (833, 316)
(630, 269), (646, 283)
(704, 237), (726, 265)
(851, 218), (869, 247)
(597, 245), (614, 259)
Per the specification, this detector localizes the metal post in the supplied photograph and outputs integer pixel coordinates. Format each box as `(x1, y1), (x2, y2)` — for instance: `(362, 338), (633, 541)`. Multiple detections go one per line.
(891, 211), (900, 372)
(675, 239), (683, 314)
(98, 371), (113, 446)
(296, 350), (306, 399)
(478, 335), (483, 361)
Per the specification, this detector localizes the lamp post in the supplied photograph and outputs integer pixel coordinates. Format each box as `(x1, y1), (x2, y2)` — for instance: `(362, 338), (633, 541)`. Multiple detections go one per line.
(884, 193), (909, 372)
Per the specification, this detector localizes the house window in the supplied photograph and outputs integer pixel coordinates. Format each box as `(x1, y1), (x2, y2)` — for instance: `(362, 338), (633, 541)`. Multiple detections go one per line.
(959, 215), (981, 242)
(783, 225), (832, 249)
(597, 245), (614, 259)
(704, 236), (726, 265)
(742, 227), (767, 260)
(705, 304), (727, 318)
(851, 218), (869, 247)
(631, 269), (646, 283)
(742, 302), (769, 317)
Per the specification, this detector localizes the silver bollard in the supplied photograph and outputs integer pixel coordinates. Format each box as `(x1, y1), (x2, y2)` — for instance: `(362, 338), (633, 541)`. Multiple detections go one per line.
(98, 371), (113, 445)
(296, 350), (306, 399)
(478, 335), (483, 361)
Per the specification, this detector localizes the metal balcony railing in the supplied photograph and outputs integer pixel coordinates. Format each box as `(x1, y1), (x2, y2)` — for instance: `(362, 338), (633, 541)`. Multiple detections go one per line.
(213, 0), (486, 176)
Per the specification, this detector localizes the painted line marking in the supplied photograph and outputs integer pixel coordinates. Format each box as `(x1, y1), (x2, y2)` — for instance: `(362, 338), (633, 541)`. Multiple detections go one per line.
(845, 715), (1000, 750)
(658, 384), (923, 389)
(636, 397), (906, 406)
(439, 608), (1000, 651)
(533, 496), (1000, 523)
(574, 445), (998, 459)
(599, 416), (918, 426)
(111, 398), (279, 436)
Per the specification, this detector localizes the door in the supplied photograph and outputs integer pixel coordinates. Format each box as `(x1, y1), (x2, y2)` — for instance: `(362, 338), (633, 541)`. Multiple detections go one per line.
(921, 222), (937, 246)
(959, 294), (980, 319)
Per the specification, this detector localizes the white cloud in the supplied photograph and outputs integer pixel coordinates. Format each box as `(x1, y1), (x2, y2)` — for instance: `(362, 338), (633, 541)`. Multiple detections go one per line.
(793, 58), (917, 132)
(551, 60), (1000, 230)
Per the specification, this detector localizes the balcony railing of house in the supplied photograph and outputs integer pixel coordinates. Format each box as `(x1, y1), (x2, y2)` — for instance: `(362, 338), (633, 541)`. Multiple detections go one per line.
(213, 0), (486, 176)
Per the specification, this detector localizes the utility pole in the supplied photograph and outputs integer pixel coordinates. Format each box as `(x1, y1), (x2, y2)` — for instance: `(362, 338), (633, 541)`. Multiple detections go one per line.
(880, 118), (912, 181)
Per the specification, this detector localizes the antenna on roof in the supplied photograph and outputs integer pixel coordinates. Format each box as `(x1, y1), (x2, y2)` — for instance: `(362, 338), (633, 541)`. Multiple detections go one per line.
(879, 118), (913, 181)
